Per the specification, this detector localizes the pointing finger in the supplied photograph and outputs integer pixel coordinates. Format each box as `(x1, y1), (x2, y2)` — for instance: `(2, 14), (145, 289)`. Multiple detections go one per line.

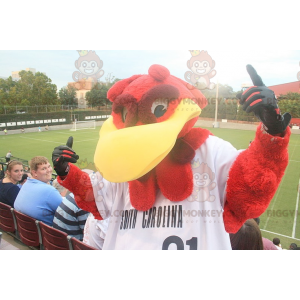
(246, 65), (265, 87)
(66, 136), (73, 149)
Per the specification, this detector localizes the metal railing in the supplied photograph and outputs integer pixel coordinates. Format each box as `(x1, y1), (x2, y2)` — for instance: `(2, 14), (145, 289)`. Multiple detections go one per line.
(0, 157), (29, 166)
(0, 105), (112, 115)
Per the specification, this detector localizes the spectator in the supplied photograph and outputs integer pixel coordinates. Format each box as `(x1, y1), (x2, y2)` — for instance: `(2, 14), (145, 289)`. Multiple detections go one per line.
(52, 179), (89, 241)
(14, 156), (62, 226)
(253, 217), (278, 250)
(4, 128), (7, 135)
(273, 238), (283, 250)
(230, 219), (264, 250)
(51, 179), (68, 198)
(0, 164), (4, 180)
(21, 127), (25, 133)
(83, 213), (110, 250)
(289, 243), (300, 250)
(45, 125), (49, 131)
(17, 173), (31, 189)
(38, 126), (41, 132)
(5, 151), (12, 163)
(0, 160), (23, 207)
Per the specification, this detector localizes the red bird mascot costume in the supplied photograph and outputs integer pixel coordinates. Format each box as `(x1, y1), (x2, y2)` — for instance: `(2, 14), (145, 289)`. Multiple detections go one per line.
(53, 64), (291, 250)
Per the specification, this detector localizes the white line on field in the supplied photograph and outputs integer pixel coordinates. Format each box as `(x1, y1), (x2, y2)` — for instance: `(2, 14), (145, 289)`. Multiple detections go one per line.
(261, 229), (300, 242)
(292, 177), (300, 238)
(264, 135), (300, 230)
(75, 139), (99, 143)
(20, 136), (64, 144)
(290, 160), (300, 163)
(55, 132), (73, 135)
(263, 182), (284, 230)
(20, 136), (98, 144)
(55, 130), (97, 135)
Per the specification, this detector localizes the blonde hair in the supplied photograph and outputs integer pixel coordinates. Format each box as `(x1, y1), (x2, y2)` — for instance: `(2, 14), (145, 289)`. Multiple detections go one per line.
(6, 160), (23, 175)
(5, 160), (23, 177)
(29, 156), (49, 172)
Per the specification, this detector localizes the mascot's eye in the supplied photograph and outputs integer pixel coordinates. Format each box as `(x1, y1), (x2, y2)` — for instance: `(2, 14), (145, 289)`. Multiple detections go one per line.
(204, 63), (208, 68)
(83, 62), (87, 68)
(151, 99), (168, 118)
(204, 175), (208, 180)
(122, 107), (128, 123)
(91, 62), (96, 68)
(194, 63), (199, 68)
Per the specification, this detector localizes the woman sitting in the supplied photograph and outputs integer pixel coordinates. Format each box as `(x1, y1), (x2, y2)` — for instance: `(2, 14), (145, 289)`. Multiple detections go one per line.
(230, 219), (264, 250)
(0, 160), (24, 207)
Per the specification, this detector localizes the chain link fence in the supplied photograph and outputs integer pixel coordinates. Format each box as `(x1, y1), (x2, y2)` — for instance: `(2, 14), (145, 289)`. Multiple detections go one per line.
(0, 105), (112, 115)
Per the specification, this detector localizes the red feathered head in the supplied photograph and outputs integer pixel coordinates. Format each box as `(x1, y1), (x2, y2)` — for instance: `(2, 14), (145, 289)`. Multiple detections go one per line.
(94, 64), (208, 184)
(108, 64), (207, 138)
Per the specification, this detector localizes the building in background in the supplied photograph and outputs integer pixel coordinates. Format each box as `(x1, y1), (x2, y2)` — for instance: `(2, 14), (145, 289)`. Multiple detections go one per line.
(268, 81), (300, 98)
(11, 68), (46, 81)
(241, 81), (300, 98)
(68, 78), (96, 108)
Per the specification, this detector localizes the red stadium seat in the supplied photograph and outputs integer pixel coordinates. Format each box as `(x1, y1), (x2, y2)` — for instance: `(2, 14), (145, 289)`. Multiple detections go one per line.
(0, 203), (17, 235)
(13, 210), (42, 248)
(68, 236), (98, 250)
(39, 222), (71, 250)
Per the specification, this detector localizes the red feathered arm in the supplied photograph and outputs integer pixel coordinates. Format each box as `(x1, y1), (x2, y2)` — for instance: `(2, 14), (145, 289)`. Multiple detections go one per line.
(224, 124), (291, 233)
(57, 164), (103, 220)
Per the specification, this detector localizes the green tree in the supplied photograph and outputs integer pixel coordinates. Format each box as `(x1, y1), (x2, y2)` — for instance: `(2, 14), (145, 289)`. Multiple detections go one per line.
(279, 100), (300, 118)
(105, 73), (121, 89)
(278, 92), (300, 101)
(17, 71), (58, 106)
(0, 77), (19, 106)
(32, 72), (58, 105)
(202, 83), (237, 99)
(59, 86), (78, 106)
(17, 70), (35, 104)
(86, 83), (108, 108)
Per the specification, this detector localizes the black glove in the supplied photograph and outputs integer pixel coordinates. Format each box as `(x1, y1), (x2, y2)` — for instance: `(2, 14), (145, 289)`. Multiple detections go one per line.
(237, 65), (291, 135)
(52, 136), (79, 176)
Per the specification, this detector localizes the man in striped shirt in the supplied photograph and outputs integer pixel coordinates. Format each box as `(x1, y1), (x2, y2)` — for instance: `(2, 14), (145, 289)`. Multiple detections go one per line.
(52, 180), (89, 241)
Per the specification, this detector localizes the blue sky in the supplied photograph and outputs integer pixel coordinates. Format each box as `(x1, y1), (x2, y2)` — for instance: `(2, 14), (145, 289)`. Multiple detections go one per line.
(1, 50), (299, 93)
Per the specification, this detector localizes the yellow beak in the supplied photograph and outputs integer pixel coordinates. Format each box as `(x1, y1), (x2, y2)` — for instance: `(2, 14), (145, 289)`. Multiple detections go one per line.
(94, 99), (201, 183)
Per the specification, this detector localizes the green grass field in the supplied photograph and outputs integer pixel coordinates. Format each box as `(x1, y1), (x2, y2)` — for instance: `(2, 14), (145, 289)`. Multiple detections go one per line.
(1, 126), (300, 249)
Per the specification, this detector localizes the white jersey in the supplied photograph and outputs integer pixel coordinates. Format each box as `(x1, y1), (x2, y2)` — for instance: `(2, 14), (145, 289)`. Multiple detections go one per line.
(83, 214), (110, 250)
(90, 135), (243, 250)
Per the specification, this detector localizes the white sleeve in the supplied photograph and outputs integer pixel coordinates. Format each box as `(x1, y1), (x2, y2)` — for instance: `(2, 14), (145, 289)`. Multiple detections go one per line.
(84, 169), (123, 220)
(204, 136), (244, 208)
(83, 214), (107, 250)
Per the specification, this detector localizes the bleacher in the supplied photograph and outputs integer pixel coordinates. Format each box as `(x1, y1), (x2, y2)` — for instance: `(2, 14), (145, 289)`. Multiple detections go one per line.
(0, 156), (28, 166)
(0, 202), (97, 250)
